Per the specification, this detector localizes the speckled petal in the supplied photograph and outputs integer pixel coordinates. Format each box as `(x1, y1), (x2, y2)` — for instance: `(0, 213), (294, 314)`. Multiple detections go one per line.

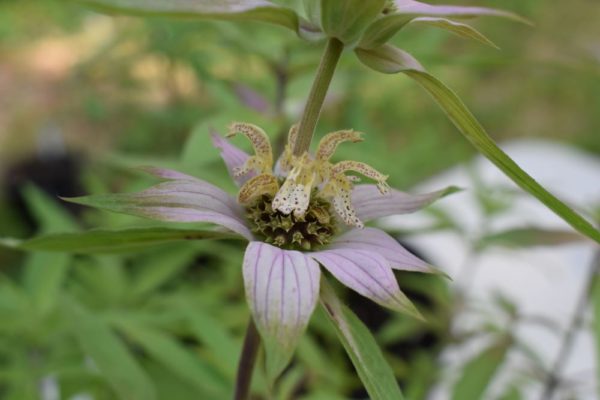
(211, 133), (253, 187)
(330, 227), (435, 273)
(243, 242), (321, 379)
(352, 184), (457, 222)
(311, 248), (421, 318)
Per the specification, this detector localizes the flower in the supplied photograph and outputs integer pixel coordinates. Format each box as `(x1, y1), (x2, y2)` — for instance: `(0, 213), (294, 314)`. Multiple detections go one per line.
(72, 122), (454, 378)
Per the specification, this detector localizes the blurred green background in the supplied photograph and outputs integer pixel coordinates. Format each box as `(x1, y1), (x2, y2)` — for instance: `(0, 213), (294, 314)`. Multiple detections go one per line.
(0, 0), (599, 399)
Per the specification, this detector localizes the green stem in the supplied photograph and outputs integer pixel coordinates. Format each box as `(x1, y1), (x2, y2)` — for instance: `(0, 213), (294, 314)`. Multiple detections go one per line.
(233, 319), (260, 400)
(292, 38), (344, 155)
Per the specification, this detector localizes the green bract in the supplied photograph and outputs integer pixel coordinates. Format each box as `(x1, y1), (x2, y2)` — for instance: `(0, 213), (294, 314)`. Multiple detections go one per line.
(320, 0), (387, 46)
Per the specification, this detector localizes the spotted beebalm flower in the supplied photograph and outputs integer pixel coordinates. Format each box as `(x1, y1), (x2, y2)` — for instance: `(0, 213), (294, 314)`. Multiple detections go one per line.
(73, 122), (454, 378)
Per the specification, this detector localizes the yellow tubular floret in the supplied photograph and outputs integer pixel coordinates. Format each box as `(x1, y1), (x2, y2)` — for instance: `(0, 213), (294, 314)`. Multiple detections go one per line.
(272, 153), (316, 217)
(238, 174), (279, 204)
(277, 124), (299, 175)
(320, 174), (364, 228)
(227, 122), (273, 175)
(331, 161), (390, 194)
(316, 130), (363, 161)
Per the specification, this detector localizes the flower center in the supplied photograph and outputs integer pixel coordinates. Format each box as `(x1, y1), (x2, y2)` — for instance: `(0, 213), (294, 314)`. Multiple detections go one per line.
(245, 193), (337, 251)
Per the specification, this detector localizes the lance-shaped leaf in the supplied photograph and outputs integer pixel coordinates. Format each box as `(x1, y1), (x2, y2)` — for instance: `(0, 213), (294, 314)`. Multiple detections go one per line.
(355, 44), (600, 244)
(242, 242), (321, 380)
(451, 336), (511, 400)
(360, 0), (528, 49)
(113, 319), (229, 398)
(77, 0), (300, 33)
(64, 177), (254, 240)
(320, 0), (386, 45)
(64, 299), (156, 400)
(478, 227), (585, 249)
(0, 227), (239, 254)
(319, 278), (405, 400)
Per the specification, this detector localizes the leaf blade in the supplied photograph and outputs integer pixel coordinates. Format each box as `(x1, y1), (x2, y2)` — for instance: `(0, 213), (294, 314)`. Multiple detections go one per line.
(451, 338), (511, 400)
(64, 300), (156, 400)
(114, 319), (229, 398)
(2, 227), (240, 254)
(319, 278), (405, 400)
(355, 45), (600, 244)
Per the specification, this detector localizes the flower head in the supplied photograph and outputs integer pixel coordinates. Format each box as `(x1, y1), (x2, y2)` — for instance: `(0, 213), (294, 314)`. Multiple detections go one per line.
(71, 122), (455, 379)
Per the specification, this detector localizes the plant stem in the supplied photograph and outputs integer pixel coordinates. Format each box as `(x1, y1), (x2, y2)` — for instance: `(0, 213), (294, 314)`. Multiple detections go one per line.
(292, 38), (344, 155)
(234, 319), (261, 400)
(538, 249), (600, 400)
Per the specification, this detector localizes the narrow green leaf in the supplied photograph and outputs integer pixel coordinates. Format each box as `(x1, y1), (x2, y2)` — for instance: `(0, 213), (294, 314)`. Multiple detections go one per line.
(321, 0), (386, 45)
(114, 319), (229, 398)
(23, 252), (70, 314)
(76, 0), (300, 33)
(20, 185), (77, 312)
(451, 338), (511, 400)
(183, 305), (240, 379)
(479, 227), (585, 249)
(20, 184), (78, 233)
(355, 45), (600, 244)
(129, 246), (198, 297)
(2, 227), (239, 254)
(64, 300), (156, 400)
(319, 278), (405, 400)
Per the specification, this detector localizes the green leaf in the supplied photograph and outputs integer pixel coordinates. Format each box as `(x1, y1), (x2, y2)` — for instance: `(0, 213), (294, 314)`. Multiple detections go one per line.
(114, 319), (229, 398)
(479, 227), (585, 249)
(20, 185), (77, 313)
(20, 184), (79, 233)
(76, 0), (300, 33)
(64, 300), (156, 400)
(183, 305), (241, 379)
(1, 227), (239, 254)
(451, 338), (511, 400)
(303, 0), (321, 27)
(359, 14), (413, 49)
(321, 0), (386, 45)
(319, 278), (405, 400)
(355, 44), (600, 244)
(130, 246), (198, 298)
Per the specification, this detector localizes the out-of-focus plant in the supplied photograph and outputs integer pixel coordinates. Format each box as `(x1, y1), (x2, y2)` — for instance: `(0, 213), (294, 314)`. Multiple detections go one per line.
(3, 0), (600, 399)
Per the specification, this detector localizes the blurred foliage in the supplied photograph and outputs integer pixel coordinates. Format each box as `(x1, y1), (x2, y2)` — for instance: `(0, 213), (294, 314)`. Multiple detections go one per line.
(0, 0), (599, 399)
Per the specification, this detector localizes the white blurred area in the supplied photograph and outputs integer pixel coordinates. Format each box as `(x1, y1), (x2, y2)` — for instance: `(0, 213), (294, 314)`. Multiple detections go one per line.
(384, 139), (600, 400)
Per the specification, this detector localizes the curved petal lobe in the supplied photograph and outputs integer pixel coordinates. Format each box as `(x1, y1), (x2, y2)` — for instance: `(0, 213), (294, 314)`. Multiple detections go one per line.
(311, 248), (421, 318)
(330, 227), (435, 273)
(352, 184), (459, 222)
(243, 242), (321, 379)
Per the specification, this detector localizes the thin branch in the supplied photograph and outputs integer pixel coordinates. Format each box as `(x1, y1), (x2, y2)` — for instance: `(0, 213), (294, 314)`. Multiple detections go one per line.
(538, 249), (600, 400)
